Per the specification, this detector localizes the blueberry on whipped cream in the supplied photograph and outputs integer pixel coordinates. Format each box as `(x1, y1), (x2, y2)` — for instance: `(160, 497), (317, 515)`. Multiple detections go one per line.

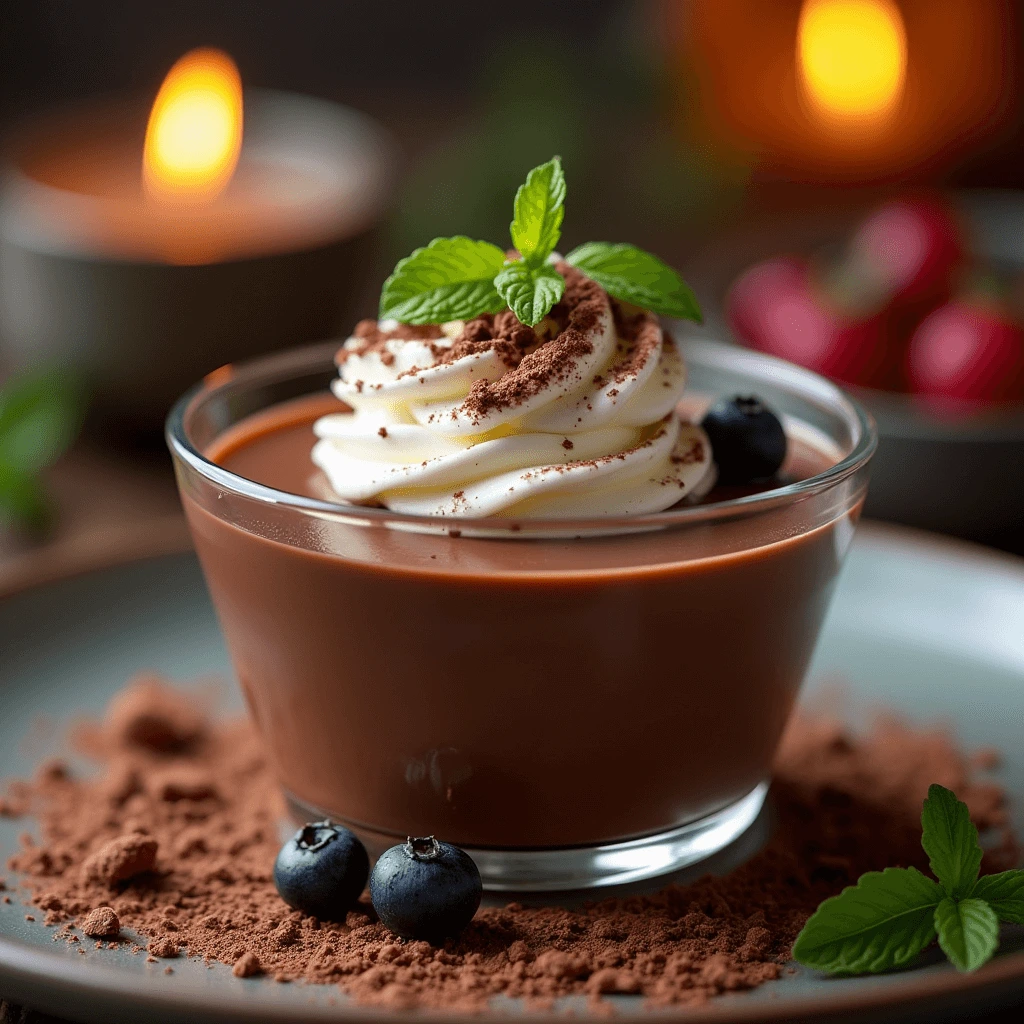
(700, 395), (787, 485)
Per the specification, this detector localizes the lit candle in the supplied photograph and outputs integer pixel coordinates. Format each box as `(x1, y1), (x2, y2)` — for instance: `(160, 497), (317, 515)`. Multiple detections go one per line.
(674, 0), (1013, 181)
(796, 0), (907, 132)
(0, 49), (395, 434)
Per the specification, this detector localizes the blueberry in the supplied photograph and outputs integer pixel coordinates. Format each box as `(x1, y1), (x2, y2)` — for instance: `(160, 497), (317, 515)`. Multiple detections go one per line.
(274, 821), (369, 921)
(700, 395), (787, 484)
(369, 836), (482, 942)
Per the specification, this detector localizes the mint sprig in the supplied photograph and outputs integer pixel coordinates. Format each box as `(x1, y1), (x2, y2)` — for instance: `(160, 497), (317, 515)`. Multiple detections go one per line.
(921, 782), (984, 898)
(564, 242), (701, 321)
(935, 897), (999, 973)
(379, 157), (702, 328)
(509, 156), (565, 267)
(794, 784), (1024, 976)
(791, 867), (942, 975)
(0, 368), (83, 533)
(495, 260), (565, 328)
(378, 237), (507, 325)
(971, 870), (1024, 924)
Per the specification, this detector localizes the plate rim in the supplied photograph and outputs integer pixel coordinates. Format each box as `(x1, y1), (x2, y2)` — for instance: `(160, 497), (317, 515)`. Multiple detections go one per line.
(2, 520), (1023, 1023)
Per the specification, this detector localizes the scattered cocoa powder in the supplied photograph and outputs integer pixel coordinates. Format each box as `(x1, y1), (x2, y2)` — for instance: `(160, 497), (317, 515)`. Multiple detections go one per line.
(104, 674), (205, 752)
(82, 906), (120, 938)
(82, 834), (158, 886)
(148, 936), (179, 959)
(2, 674), (1018, 1012)
(232, 950), (262, 977)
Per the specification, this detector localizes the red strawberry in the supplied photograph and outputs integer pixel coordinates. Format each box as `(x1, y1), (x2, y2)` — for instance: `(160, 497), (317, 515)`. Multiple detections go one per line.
(907, 301), (1024, 405)
(727, 259), (889, 387)
(725, 257), (807, 341)
(843, 199), (962, 311)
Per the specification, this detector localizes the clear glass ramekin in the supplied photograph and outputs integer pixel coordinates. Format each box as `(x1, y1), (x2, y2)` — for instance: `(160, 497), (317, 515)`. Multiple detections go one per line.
(167, 337), (875, 891)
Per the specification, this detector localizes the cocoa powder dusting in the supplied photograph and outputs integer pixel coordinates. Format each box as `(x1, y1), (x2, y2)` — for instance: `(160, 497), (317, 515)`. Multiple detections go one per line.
(2, 675), (1019, 1012)
(459, 265), (606, 423)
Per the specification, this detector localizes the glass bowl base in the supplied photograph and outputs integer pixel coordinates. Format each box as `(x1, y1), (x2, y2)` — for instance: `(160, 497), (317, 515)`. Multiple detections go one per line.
(284, 782), (768, 893)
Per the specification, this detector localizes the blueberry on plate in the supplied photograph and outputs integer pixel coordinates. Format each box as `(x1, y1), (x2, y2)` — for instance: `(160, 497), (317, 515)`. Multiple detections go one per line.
(274, 821), (369, 920)
(369, 836), (482, 942)
(700, 395), (787, 485)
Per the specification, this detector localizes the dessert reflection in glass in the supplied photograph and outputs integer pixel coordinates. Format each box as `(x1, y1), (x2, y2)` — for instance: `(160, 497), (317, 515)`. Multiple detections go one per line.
(168, 160), (875, 889)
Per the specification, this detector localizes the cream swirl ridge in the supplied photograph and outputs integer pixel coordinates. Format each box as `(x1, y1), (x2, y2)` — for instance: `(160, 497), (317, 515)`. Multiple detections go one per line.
(312, 266), (714, 518)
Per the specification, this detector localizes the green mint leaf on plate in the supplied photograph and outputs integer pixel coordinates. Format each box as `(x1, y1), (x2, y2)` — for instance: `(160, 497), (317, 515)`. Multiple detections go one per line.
(565, 242), (702, 322)
(0, 369), (83, 476)
(792, 867), (942, 975)
(935, 897), (1000, 972)
(495, 260), (565, 328)
(379, 236), (507, 325)
(970, 870), (1024, 925)
(509, 156), (566, 267)
(921, 784), (983, 898)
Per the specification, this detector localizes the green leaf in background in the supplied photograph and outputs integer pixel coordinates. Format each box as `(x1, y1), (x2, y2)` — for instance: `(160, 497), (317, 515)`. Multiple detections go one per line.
(970, 871), (1024, 925)
(0, 461), (52, 533)
(509, 156), (565, 266)
(378, 236), (507, 324)
(494, 260), (565, 328)
(0, 369), (84, 475)
(935, 897), (1000, 973)
(792, 867), (943, 975)
(921, 784), (983, 899)
(565, 241), (702, 322)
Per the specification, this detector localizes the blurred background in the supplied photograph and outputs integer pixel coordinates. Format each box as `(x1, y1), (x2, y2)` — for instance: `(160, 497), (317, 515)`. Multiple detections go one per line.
(0, 0), (1022, 579)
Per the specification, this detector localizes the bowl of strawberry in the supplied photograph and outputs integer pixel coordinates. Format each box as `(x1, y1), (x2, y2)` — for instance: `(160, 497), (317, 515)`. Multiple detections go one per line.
(726, 193), (1024, 549)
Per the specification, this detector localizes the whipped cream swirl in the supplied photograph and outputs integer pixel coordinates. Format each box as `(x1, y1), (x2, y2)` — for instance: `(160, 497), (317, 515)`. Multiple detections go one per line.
(312, 267), (714, 518)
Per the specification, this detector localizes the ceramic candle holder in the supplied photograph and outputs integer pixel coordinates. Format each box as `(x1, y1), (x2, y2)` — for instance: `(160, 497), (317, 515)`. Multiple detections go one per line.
(0, 89), (396, 437)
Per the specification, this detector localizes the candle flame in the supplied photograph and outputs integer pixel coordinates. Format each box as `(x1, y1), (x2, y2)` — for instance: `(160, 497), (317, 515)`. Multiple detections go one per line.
(143, 48), (243, 202)
(797, 0), (907, 122)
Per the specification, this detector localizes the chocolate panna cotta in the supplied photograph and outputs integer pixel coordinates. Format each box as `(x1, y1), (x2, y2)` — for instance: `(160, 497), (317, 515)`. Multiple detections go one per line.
(701, 395), (788, 485)
(370, 836), (483, 941)
(273, 821), (369, 921)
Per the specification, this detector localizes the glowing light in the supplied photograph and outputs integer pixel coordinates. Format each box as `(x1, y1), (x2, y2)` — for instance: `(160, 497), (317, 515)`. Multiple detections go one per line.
(797, 0), (907, 122)
(143, 48), (243, 202)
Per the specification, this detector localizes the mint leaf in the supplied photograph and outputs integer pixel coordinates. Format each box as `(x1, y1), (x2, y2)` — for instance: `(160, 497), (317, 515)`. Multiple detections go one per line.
(495, 260), (565, 328)
(509, 156), (566, 267)
(379, 236), (507, 324)
(793, 867), (942, 975)
(0, 369), (83, 475)
(921, 784), (983, 898)
(935, 897), (999, 972)
(970, 870), (1024, 925)
(565, 242), (702, 322)
(0, 461), (52, 532)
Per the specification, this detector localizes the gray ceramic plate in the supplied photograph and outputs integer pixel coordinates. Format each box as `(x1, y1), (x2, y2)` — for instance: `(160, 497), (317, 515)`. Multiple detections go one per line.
(1, 522), (1023, 1024)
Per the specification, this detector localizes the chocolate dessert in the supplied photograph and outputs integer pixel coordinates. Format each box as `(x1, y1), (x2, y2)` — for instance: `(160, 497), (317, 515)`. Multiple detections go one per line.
(168, 158), (875, 886)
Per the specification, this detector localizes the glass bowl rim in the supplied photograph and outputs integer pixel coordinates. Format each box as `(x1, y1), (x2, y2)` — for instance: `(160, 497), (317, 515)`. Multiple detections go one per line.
(165, 336), (877, 533)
